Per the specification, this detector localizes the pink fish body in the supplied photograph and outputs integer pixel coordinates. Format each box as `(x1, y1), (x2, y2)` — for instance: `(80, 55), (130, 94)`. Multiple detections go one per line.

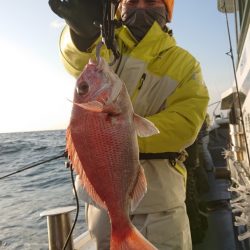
(66, 58), (159, 250)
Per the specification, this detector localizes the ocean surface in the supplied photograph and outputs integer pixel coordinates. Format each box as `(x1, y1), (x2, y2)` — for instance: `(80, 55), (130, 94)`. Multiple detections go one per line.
(0, 130), (86, 250)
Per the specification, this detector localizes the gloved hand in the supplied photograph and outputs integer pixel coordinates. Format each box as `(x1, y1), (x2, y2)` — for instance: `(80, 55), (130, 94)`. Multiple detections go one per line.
(49, 0), (103, 50)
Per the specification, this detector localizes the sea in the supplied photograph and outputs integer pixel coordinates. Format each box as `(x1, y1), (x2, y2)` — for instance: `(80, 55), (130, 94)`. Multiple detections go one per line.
(0, 130), (86, 250)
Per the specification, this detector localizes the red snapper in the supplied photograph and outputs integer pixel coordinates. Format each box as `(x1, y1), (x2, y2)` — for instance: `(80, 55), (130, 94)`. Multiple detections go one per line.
(66, 57), (159, 250)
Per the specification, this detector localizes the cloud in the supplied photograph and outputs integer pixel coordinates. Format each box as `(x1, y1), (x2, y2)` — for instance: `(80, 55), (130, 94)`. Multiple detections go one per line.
(50, 19), (65, 29)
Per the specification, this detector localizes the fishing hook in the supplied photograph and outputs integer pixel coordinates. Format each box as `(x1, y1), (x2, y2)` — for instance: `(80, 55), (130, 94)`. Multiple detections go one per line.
(96, 39), (119, 66)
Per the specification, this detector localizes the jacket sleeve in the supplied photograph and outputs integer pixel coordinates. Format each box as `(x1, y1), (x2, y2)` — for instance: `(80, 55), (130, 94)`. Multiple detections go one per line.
(138, 61), (209, 153)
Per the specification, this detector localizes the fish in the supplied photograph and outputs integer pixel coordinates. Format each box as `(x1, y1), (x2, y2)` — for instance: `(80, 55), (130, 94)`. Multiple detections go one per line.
(66, 57), (159, 250)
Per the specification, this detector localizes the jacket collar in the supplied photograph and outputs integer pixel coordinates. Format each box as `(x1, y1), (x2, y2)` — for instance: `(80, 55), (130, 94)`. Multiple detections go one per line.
(116, 22), (176, 62)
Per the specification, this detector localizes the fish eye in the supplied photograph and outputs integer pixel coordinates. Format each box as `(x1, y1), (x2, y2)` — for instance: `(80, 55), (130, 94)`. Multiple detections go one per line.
(76, 81), (89, 95)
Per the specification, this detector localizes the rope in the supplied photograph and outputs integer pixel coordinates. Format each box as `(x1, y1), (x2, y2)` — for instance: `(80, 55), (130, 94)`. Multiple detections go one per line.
(223, 1), (250, 169)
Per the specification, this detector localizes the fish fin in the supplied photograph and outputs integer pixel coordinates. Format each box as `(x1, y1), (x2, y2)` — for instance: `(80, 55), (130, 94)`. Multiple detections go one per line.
(111, 225), (157, 250)
(130, 165), (147, 212)
(74, 175), (102, 208)
(66, 128), (107, 210)
(133, 114), (160, 137)
(74, 101), (104, 112)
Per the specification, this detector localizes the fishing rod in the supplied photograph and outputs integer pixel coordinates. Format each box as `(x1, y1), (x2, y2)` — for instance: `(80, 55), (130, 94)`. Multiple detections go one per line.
(97, 0), (121, 65)
(0, 151), (66, 180)
(0, 149), (80, 249)
(223, 2), (250, 168)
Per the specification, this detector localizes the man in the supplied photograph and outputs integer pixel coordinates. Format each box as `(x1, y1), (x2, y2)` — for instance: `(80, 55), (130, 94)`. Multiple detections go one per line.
(49, 0), (209, 249)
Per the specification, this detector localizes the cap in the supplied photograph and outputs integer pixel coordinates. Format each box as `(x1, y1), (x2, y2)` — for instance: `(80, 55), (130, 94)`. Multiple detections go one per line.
(163, 0), (174, 22)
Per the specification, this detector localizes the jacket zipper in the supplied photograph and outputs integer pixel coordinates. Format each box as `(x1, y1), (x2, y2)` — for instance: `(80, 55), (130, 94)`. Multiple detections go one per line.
(131, 73), (146, 103)
(138, 73), (146, 90)
(115, 43), (124, 74)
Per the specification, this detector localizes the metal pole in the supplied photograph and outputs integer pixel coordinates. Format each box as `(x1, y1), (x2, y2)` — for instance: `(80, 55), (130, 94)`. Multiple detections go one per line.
(40, 206), (76, 250)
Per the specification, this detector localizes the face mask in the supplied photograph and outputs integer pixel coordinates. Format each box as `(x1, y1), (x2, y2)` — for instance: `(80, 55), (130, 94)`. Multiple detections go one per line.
(121, 6), (167, 41)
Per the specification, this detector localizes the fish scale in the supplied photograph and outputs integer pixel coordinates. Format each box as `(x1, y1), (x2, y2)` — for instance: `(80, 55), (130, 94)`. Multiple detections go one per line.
(71, 111), (136, 208)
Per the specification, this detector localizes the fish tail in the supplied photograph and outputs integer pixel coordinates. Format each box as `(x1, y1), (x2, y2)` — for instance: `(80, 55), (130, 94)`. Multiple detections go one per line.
(111, 225), (158, 250)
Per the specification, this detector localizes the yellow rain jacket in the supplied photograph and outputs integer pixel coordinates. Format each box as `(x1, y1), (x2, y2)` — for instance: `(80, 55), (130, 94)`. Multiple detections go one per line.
(60, 22), (209, 214)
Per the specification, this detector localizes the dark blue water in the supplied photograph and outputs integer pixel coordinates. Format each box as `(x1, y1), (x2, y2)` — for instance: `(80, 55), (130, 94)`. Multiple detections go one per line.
(0, 130), (86, 250)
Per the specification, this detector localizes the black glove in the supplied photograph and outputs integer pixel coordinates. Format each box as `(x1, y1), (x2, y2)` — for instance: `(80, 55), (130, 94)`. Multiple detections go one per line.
(49, 0), (103, 50)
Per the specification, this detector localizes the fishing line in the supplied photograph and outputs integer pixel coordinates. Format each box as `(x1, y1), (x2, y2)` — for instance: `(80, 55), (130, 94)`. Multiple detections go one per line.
(212, 101), (221, 118)
(208, 100), (221, 107)
(62, 165), (80, 250)
(208, 101), (222, 118)
(223, 2), (250, 168)
(0, 152), (66, 180)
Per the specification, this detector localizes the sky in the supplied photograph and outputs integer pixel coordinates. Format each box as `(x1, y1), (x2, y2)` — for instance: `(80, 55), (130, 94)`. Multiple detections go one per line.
(0, 1), (236, 133)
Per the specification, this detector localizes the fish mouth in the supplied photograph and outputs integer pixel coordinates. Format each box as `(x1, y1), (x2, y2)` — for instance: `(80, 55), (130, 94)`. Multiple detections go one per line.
(89, 58), (98, 65)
